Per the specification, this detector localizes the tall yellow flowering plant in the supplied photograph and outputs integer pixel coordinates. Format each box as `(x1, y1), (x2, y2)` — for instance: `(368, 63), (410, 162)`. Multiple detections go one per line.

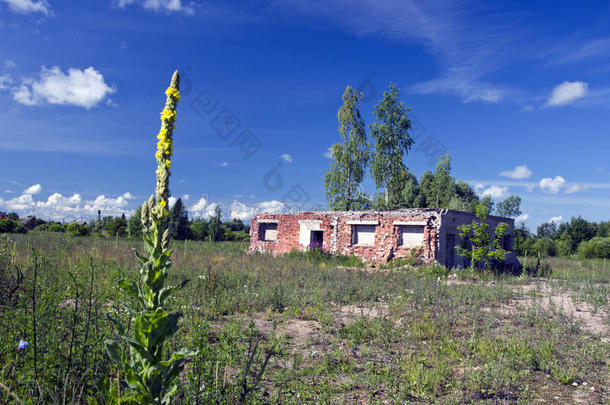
(105, 71), (196, 404)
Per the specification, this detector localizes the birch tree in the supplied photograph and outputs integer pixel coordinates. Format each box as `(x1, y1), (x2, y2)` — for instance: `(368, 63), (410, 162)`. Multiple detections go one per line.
(325, 86), (370, 211)
(370, 83), (414, 208)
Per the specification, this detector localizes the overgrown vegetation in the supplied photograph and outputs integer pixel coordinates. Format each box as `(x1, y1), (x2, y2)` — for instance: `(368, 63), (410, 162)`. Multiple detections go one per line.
(1, 232), (608, 403)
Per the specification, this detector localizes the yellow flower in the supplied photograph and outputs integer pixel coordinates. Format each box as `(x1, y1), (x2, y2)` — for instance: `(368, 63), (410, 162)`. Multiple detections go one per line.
(159, 200), (167, 207)
(160, 108), (176, 122)
(165, 87), (181, 101)
(165, 160), (171, 169)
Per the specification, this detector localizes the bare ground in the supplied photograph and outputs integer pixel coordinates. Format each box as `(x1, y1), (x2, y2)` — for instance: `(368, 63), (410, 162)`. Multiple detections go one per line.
(235, 278), (608, 404)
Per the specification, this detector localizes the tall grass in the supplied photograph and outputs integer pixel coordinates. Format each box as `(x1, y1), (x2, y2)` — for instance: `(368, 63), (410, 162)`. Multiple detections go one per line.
(1, 232), (608, 403)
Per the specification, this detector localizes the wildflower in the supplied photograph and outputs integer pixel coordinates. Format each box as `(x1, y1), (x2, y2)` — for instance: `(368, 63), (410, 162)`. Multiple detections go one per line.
(160, 108), (176, 122)
(17, 340), (28, 352)
(165, 87), (180, 101)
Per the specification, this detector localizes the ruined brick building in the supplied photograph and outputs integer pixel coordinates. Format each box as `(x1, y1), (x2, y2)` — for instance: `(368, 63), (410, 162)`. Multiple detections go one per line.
(248, 209), (517, 267)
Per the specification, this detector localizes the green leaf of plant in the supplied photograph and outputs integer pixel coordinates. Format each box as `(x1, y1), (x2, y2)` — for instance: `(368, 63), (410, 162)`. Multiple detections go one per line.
(105, 339), (123, 365)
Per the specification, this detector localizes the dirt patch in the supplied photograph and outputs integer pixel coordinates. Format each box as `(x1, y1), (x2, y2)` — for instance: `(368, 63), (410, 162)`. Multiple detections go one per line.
(506, 282), (608, 336)
(336, 303), (389, 324)
(444, 277), (609, 337)
(247, 312), (322, 347)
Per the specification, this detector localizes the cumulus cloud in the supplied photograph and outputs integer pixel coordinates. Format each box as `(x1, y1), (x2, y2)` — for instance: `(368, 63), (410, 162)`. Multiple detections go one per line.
(323, 146), (333, 159)
(13, 66), (115, 108)
(0, 74), (12, 90)
(117, 0), (193, 14)
(82, 192), (134, 216)
(0, 187), (134, 221)
(23, 183), (42, 195)
(515, 214), (529, 223)
(499, 164), (533, 180)
(546, 81), (588, 107)
(479, 185), (508, 199)
(539, 176), (566, 194)
(256, 200), (284, 213)
(280, 153), (293, 163)
(1, 0), (49, 14)
(229, 201), (252, 220)
(189, 196), (220, 219)
(564, 184), (589, 194)
(229, 200), (285, 220)
(549, 216), (563, 224)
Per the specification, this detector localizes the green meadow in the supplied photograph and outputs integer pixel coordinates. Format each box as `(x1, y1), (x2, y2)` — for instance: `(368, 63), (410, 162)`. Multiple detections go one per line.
(1, 232), (608, 404)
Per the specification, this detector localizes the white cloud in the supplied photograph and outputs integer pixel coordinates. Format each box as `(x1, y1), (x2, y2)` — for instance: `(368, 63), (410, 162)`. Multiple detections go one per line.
(1, 0), (49, 14)
(168, 196), (177, 208)
(546, 81), (588, 107)
(0, 74), (12, 90)
(499, 164), (533, 180)
(515, 214), (529, 223)
(13, 66), (115, 109)
(549, 216), (563, 224)
(4, 59), (16, 69)
(229, 201), (252, 220)
(23, 183), (42, 195)
(0, 186), (134, 220)
(256, 200), (284, 214)
(117, 0), (193, 14)
(280, 153), (293, 163)
(229, 200), (285, 220)
(539, 176), (566, 194)
(323, 146), (333, 159)
(410, 76), (505, 103)
(479, 185), (508, 199)
(82, 193), (133, 216)
(189, 196), (220, 219)
(219, 161), (228, 167)
(564, 184), (589, 194)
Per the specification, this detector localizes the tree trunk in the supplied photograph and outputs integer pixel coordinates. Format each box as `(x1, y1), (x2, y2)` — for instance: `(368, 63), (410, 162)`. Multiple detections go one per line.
(384, 187), (389, 207)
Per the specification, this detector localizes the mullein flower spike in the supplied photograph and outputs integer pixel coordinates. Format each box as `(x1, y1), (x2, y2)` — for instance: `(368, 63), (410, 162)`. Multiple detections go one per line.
(154, 70), (180, 226)
(104, 71), (195, 404)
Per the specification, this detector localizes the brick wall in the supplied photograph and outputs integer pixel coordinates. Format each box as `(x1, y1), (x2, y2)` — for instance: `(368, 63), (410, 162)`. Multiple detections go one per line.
(248, 210), (443, 264)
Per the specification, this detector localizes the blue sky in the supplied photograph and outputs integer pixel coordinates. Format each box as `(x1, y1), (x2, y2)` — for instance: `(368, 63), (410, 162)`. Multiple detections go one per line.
(1, 0), (610, 229)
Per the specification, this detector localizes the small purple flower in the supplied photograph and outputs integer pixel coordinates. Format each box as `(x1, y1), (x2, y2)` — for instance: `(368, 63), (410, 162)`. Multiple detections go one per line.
(17, 340), (28, 352)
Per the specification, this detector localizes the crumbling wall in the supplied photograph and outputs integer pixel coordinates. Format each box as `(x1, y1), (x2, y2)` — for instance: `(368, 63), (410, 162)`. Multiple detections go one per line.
(248, 210), (443, 264)
(437, 210), (515, 268)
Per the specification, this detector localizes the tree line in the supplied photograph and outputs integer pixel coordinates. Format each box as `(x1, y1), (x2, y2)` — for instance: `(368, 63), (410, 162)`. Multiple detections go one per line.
(0, 200), (250, 242)
(515, 217), (610, 259)
(324, 83), (522, 217)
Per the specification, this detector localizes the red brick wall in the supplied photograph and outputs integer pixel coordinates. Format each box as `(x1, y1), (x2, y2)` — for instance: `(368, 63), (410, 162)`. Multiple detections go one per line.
(248, 211), (441, 264)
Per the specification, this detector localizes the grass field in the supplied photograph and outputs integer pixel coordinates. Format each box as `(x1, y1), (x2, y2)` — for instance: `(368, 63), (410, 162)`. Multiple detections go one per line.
(1, 232), (608, 404)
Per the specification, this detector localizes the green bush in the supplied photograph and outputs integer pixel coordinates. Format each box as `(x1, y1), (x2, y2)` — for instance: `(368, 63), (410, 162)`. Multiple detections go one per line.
(48, 223), (66, 233)
(530, 237), (557, 257)
(66, 222), (91, 237)
(577, 237), (610, 259)
(0, 219), (26, 234)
